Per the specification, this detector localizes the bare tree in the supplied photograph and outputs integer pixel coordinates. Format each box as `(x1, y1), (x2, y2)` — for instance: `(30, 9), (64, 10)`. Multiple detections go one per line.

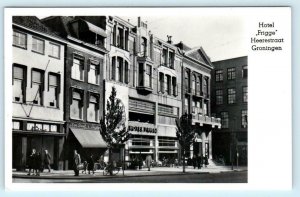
(100, 86), (129, 175)
(176, 113), (196, 173)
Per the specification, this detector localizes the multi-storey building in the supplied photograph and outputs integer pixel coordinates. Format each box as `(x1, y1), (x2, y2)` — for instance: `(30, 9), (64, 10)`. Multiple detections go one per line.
(211, 56), (248, 165)
(42, 16), (108, 169)
(175, 42), (221, 159)
(12, 16), (66, 170)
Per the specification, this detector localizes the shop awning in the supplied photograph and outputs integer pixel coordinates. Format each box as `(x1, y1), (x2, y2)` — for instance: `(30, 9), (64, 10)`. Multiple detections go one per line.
(84, 20), (107, 38)
(70, 128), (107, 148)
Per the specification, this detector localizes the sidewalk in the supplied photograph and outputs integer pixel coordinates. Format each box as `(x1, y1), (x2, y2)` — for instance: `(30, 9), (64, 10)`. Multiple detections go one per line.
(12, 165), (247, 179)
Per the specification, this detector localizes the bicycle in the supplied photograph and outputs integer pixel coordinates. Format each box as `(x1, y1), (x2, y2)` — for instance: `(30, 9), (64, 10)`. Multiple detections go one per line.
(103, 162), (120, 176)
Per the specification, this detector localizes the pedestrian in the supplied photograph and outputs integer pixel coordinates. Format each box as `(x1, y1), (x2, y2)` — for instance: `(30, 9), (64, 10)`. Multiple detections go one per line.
(35, 152), (43, 176)
(87, 154), (95, 175)
(204, 154), (209, 167)
(73, 150), (81, 176)
(27, 148), (36, 176)
(192, 155), (197, 169)
(145, 155), (152, 171)
(174, 158), (179, 168)
(44, 149), (51, 173)
(197, 154), (202, 169)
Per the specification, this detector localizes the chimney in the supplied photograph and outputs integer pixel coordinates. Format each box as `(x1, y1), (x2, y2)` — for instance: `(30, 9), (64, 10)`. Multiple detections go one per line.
(167, 35), (172, 44)
(138, 17), (141, 27)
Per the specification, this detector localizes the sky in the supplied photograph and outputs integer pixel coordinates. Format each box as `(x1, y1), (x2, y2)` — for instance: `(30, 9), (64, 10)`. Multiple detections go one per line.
(39, 15), (247, 62)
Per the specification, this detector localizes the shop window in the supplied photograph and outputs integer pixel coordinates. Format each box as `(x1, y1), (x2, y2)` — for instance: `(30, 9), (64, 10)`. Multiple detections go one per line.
(48, 73), (60, 108)
(32, 37), (45, 54)
(216, 89), (223, 105)
(70, 90), (83, 120)
(243, 86), (248, 102)
(31, 69), (44, 105)
(159, 72), (164, 93)
(215, 70), (223, 82)
(13, 65), (26, 103)
(241, 110), (248, 128)
(221, 112), (229, 128)
(87, 94), (99, 122)
(88, 61), (100, 84)
(228, 88), (236, 104)
(242, 66), (248, 78)
(49, 43), (60, 59)
(13, 30), (27, 49)
(227, 67), (236, 80)
(72, 57), (84, 81)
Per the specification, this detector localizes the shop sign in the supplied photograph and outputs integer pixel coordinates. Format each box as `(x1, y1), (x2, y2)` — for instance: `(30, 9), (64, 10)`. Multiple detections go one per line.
(70, 122), (100, 130)
(128, 125), (157, 133)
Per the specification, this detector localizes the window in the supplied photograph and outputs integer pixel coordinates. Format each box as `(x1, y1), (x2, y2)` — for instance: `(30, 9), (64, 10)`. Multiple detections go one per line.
(166, 75), (171, 95)
(70, 90), (83, 120)
(228, 88), (236, 104)
(185, 70), (190, 92)
(243, 86), (248, 102)
(72, 57), (84, 81)
(227, 67), (236, 80)
(203, 101), (208, 116)
(31, 69), (44, 105)
(145, 65), (152, 88)
(87, 94), (99, 122)
(117, 57), (123, 82)
(141, 37), (147, 56)
(192, 100), (196, 113)
(138, 63), (144, 86)
(13, 31), (27, 49)
(13, 65), (26, 103)
(185, 97), (189, 114)
(221, 112), (229, 128)
(117, 27), (124, 48)
(49, 43), (60, 58)
(162, 49), (167, 66)
(241, 110), (248, 128)
(203, 77), (208, 95)
(32, 37), (45, 54)
(88, 62), (99, 84)
(242, 66), (248, 78)
(192, 74), (196, 94)
(215, 70), (223, 82)
(48, 73), (60, 108)
(196, 76), (200, 95)
(12, 121), (21, 130)
(198, 75), (202, 94)
(125, 61), (129, 84)
(111, 57), (116, 80)
(27, 122), (58, 132)
(216, 89), (223, 105)
(169, 51), (174, 68)
(159, 72), (164, 93)
(172, 77), (177, 96)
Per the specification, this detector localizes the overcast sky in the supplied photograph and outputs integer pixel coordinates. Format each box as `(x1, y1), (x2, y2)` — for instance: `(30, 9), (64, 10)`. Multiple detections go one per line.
(123, 15), (247, 62)
(40, 15), (247, 62)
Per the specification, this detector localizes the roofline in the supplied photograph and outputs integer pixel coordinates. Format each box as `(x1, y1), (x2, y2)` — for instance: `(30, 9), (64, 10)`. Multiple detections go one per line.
(183, 54), (213, 70)
(67, 35), (109, 54)
(113, 16), (135, 28)
(13, 23), (67, 44)
(212, 55), (248, 63)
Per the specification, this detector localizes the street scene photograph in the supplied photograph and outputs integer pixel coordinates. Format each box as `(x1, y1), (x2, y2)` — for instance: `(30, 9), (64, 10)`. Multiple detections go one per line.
(9, 11), (248, 183)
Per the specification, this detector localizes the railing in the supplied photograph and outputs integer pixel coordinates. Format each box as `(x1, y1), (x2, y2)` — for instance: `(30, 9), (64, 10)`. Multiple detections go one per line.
(192, 114), (221, 127)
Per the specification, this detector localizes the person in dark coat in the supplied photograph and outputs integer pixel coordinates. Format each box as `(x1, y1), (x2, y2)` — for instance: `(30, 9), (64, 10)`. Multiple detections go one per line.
(197, 154), (202, 169)
(204, 154), (209, 167)
(35, 152), (43, 176)
(192, 155), (197, 169)
(27, 148), (36, 176)
(87, 154), (95, 175)
(73, 150), (81, 176)
(44, 149), (51, 173)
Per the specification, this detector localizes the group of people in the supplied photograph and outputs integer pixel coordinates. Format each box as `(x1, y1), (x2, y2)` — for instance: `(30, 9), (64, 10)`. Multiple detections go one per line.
(73, 150), (99, 176)
(27, 149), (51, 176)
(192, 154), (209, 169)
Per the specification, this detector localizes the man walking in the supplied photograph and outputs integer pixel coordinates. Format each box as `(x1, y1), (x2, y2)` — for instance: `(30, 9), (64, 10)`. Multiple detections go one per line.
(73, 150), (81, 176)
(145, 155), (152, 171)
(44, 150), (52, 173)
(27, 148), (36, 176)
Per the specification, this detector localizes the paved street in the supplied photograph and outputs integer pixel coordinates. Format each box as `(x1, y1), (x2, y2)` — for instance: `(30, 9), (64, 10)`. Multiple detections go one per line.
(13, 171), (247, 183)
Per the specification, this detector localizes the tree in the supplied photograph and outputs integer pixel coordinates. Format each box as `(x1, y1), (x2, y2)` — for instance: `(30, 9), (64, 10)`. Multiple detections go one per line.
(175, 113), (196, 173)
(99, 86), (129, 175)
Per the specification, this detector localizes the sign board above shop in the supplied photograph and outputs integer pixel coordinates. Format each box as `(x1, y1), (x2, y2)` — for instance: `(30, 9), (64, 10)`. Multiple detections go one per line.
(128, 125), (157, 134)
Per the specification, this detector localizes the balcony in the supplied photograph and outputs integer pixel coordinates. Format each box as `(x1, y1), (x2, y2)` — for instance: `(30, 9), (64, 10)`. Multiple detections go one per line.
(136, 86), (153, 94)
(192, 114), (221, 129)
